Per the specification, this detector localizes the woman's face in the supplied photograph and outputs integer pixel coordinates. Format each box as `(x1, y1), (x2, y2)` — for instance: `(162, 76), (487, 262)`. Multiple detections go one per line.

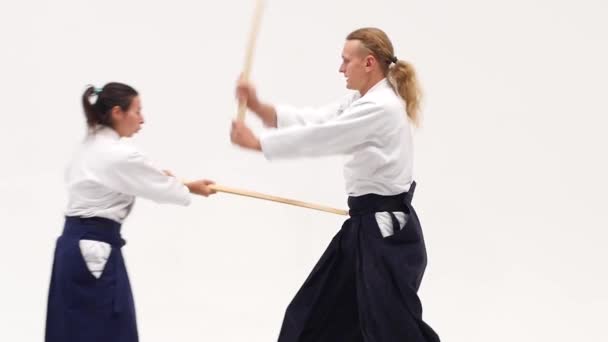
(112, 96), (144, 137)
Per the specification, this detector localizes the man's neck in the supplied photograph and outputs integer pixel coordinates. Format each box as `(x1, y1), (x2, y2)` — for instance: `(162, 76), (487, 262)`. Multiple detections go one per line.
(359, 74), (385, 96)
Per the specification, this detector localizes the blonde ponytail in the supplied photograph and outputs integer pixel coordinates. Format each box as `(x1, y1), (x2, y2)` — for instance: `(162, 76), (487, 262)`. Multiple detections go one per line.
(389, 60), (422, 126)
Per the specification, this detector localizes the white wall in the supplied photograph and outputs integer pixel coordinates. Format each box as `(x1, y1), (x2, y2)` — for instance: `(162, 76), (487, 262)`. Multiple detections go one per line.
(1, 0), (607, 340)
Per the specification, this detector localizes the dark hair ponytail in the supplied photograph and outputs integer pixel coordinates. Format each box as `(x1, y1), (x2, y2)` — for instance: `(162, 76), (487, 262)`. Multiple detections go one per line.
(82, 82), (138, 129)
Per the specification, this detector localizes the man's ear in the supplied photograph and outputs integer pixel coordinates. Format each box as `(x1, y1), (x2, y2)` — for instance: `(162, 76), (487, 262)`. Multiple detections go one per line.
(365, 55), (376, 69)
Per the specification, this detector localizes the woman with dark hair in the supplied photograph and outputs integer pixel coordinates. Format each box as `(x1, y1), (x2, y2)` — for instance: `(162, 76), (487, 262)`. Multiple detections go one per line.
(45, 82), (215, 342)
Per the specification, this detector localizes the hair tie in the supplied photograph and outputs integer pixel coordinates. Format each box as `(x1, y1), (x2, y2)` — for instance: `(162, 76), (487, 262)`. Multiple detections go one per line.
(93, 87), (103, 95)
(390, 56), (398, 64)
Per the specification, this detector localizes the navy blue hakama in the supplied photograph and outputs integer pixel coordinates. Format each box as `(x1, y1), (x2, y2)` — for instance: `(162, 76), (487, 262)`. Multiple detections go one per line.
(46, 216), (138, 342)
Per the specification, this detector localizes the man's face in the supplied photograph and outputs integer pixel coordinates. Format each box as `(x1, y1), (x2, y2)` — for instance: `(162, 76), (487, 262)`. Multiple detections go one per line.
(339, 39), (370, 91)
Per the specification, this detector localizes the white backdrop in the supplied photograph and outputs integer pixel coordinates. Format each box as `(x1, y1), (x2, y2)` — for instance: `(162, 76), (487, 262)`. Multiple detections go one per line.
(1, 0), (607, 341)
